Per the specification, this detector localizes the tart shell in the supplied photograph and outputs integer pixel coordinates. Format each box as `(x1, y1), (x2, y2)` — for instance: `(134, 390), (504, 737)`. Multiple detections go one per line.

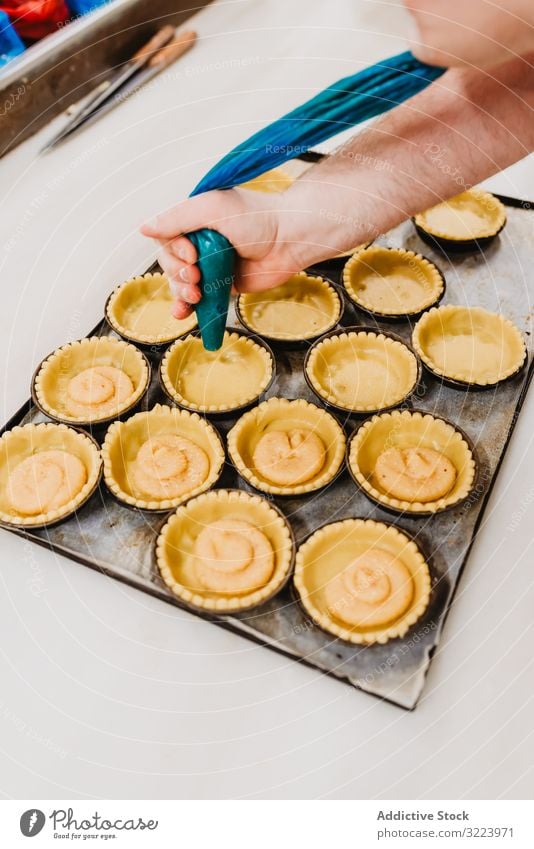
(239, 166), (295, 194)
(236, 272), (343, 345)
(293, 517), (431, 645)
(227, 397), (346, 497)
(105, 272), (197, 349)
(32, 336), (151, 427)
(102, 404), (225, 512)
(413, 189), (506, 253)
(342, 245), (445, 320)
(412, 305), (527, 388)
(156, 488), (295, 613)
(0, 422), (102, 528)
(347, 409), (477, 515)
(160, 329), (275, 416)
(304, 326), (421, 415)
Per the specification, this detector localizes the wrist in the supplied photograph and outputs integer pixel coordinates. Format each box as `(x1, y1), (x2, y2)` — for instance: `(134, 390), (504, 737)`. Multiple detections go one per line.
(277, 177), (380, 268)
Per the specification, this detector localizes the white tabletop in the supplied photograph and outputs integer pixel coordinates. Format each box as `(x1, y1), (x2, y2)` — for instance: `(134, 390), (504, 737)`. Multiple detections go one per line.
(0, 0), (533, 800)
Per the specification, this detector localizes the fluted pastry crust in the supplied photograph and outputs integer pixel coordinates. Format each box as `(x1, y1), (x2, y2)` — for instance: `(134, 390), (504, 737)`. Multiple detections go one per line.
(102, 404), (224, 511)
(106, 272), (197, 345)
(412, 305), (526, 386)
(0, 422), (102, 527)
(294, 518), (431, 645)
(156, 489), (294, 612)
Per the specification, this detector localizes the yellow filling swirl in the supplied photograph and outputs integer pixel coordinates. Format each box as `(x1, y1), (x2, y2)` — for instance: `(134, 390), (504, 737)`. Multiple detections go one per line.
(253, 428), (325, 486)
(194, 519), (274, 595)
(130, 435), (209, 500)
(374, 446), (456, 503)
(66, 366), (134, 419)
(325, 549), (414, 628)
(7, 450), (87, 516)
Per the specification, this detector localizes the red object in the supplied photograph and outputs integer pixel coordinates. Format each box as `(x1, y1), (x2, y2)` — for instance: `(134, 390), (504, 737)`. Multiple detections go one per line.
(1, 1), (70, 41)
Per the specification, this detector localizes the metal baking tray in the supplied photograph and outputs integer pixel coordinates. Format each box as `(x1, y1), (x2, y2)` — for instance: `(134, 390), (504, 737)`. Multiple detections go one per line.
(1, 198), (532, 710)
(0, 0), (212, 157)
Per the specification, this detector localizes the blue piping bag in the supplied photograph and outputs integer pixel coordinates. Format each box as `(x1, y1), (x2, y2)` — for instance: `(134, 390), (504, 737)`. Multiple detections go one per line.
(188, 51), (444, 350)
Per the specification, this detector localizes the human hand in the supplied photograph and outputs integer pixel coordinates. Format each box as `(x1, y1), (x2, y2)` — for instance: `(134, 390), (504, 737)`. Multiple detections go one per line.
(140, 187), (303, 319)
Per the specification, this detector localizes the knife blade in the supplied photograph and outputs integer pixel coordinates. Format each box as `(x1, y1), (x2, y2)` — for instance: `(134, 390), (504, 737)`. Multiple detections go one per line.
(61, 31), (197, 136)
(40, 24), (176, 153)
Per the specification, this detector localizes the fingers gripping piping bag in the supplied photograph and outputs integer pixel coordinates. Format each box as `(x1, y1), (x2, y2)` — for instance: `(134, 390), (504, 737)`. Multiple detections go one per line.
(188, 51), (444, 350)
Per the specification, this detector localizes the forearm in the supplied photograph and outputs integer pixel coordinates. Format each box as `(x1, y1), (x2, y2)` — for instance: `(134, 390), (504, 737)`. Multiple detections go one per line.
(280, 57), (534, 266)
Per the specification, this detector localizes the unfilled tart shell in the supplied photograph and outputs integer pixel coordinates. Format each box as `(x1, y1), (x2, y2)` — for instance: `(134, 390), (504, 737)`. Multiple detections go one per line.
(412, 305), (526, 386)
(414, 189), (506, 244)
(106, 272), (197, 346)
(227, 397), (346, 496)
(348, 409), (476, 514)
(156, 489), (294, 613)
(161, 330), (274, 414)
(294, 518), (431, 645)
(33, 336), (150, 426)
(0, 422), (102, 527)
(305, 328), (420, 414)
(237, 272), (342, 342)
(343, 245), (444, 317)
(102, 404), (225, 511)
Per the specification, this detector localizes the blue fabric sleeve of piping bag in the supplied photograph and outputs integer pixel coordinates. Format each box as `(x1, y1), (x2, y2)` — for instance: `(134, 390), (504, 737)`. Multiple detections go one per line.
(188, 51), (445, 350)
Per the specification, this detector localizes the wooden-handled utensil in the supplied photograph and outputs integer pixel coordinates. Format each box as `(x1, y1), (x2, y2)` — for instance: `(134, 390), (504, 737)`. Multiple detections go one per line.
(40, 27), (196, 152)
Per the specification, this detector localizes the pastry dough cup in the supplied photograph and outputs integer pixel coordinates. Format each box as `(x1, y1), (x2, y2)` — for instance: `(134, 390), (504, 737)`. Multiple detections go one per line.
(240, 166), (295, 194)
(342, 245), (445, 320)
(32, 336), (151, 427)
(227, 397), (346, 497)
(413, 189), (506, 253)
(412, 305), (527, 388)
(0, 422), (102, 528)
(102, 404), (225, 512)
(304, 326), (421, 415)
(293, 518), (431, 645)
(156, 489), (295, 613)
(105, 272), (197, 349)
(347, 409), (477, 515)
(236, 272), (343, 345)
(160, 329), (275, 416)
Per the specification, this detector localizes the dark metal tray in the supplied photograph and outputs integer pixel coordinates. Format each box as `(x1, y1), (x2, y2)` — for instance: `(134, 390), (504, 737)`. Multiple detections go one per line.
(0, 0), (211, 157)
(2, 200), (532, 709)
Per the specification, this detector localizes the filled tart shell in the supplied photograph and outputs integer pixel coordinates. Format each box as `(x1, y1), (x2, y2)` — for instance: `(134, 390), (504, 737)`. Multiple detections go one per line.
(156, 488), (294, 613)
(227, 397), (346, 496)
(0, 422), (102, 528)
(32, 336), (150, 426)
(160, 330), (274, 415)
(105, 272), (197, 347)
(305, 327), (420, 414)
(102, 404), (225, 512)
(236, 272), (342, 343)
(342, 245), (444, 319)
(293, 518), (431, 645)
(412, 305), (526, 387)
(348, 409), (477, 514)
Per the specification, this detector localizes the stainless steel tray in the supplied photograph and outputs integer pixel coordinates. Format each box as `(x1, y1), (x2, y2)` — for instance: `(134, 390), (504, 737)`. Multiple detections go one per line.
(0, 0), (211, 157)
(2, 198), (532, 709)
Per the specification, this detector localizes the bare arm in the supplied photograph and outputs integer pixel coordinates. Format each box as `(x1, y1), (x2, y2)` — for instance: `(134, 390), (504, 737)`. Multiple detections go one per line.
(281, 56), (534, 267)
(142, 56), (534, 317)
